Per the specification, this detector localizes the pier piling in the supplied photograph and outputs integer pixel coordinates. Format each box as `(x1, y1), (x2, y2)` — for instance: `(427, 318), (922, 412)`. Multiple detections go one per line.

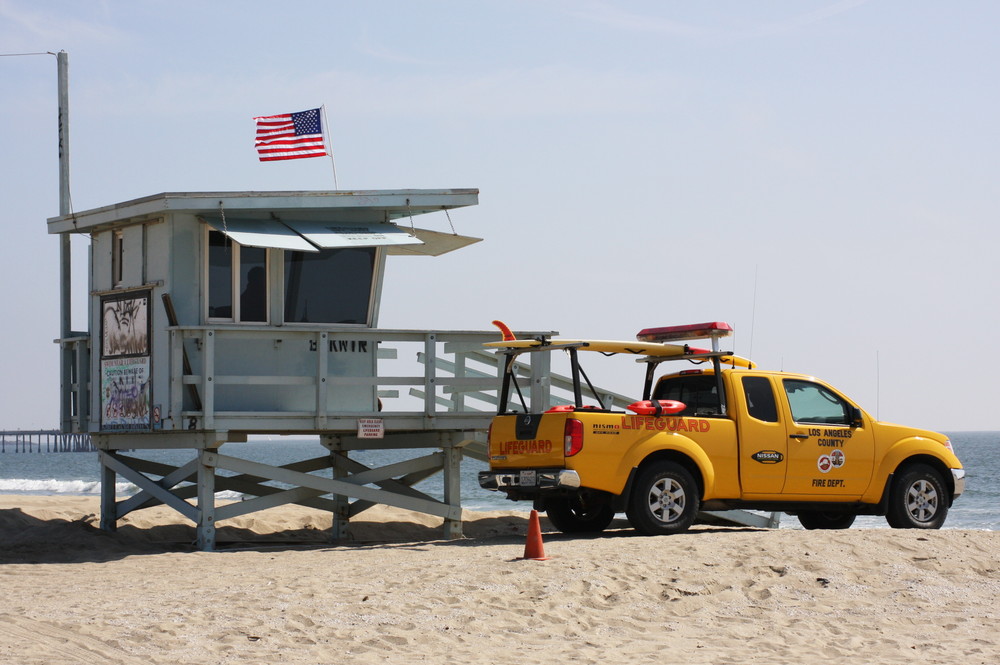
(0, 430), (94, 453)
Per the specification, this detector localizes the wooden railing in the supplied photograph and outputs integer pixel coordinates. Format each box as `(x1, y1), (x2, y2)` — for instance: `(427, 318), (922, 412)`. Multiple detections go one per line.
(167, 326), (562, 434)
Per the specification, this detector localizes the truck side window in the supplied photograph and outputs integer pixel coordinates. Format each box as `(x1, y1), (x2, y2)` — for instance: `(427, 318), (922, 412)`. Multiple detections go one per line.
(742, 376), (778, 422)
(653, 375), (719, 416)
(782, 379), (850, 425)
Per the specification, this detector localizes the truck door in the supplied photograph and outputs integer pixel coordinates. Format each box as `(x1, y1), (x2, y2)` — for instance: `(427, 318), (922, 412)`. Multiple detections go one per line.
(736, 375), (787, 495)
(779, 379), (874, 498)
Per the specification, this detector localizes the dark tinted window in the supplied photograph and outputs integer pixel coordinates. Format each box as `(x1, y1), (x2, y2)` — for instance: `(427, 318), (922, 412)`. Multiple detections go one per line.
(208, 231), (233, 318)
(653, 374), (720, 416)
(208, 231), (269, 323)
(284, 247), (375, 324)
(742, 376), (778, 422)
(239, 246), (267, 323)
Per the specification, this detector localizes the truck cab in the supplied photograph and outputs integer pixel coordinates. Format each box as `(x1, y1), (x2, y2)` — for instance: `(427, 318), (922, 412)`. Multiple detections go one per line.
(478, 322), (965, 535)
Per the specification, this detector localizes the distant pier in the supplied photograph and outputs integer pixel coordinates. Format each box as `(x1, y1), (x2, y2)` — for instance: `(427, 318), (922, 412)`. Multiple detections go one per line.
(0, 430), (94, 453)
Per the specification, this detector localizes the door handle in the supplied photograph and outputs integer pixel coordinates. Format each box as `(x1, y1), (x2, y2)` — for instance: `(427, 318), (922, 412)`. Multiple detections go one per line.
(789, 433), (809, 440)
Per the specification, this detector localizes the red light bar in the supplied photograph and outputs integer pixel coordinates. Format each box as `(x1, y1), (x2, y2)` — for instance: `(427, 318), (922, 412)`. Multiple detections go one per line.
(636, 321), (733, 343)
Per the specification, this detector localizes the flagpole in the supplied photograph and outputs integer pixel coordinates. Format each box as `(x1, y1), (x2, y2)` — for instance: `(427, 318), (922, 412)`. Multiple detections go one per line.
(57, 50), (75, 433)
(320, 104), (339, 190)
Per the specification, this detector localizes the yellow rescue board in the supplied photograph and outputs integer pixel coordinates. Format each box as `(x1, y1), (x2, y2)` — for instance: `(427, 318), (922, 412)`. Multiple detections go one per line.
(484, 338), (754, 368)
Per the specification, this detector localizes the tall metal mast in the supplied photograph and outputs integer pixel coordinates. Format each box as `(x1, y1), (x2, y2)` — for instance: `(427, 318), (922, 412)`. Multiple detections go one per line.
(57, 50), (73, 431)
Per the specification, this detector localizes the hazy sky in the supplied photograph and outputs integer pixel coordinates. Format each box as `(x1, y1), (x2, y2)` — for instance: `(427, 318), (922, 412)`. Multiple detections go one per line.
(2, 1), (997, 432)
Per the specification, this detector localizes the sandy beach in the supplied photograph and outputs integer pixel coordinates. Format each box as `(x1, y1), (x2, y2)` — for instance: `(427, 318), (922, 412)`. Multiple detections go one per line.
(1, 495), (998, 664)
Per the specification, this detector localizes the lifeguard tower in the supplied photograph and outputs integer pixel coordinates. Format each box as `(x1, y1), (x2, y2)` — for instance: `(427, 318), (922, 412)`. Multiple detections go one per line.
(48, 189), (558, 550)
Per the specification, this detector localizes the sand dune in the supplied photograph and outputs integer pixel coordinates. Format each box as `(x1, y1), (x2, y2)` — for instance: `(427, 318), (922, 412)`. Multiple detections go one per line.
(1, 495), (998, 664)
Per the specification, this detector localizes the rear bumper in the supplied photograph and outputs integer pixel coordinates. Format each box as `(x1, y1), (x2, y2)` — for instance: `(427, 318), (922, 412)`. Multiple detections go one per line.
(478, 469), (581, 492)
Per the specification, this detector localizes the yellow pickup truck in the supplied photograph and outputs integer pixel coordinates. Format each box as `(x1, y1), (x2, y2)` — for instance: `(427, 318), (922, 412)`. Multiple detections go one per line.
(478, 322), (965, 534)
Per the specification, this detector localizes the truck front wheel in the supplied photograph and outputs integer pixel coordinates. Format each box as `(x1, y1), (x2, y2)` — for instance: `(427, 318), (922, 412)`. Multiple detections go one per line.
(545, 493), (615, 533)
(626, 461), (700, 536)
(886, 464), (949, 529)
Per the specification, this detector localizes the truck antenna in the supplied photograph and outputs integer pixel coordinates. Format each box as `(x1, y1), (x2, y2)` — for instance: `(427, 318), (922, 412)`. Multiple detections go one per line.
(876, 350), (881, 421)
(748, 265), (759, 362)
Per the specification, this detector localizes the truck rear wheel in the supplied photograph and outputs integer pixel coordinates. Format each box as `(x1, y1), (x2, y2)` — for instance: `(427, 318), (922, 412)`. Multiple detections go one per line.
(545, 494), (615, 533)
(797, 511), (857, 530)
(626, 461), (699, 536)
(886, 464), (948, 529)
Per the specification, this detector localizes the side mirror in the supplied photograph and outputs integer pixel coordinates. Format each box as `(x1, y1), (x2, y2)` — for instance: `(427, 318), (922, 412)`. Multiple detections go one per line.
(850, 406), (864, 428)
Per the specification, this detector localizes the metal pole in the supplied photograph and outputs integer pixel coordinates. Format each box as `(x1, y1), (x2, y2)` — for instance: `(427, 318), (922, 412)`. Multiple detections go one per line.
(569, 348), (583, 406)
(711, 335), (726, 415)
(57, 50), (73, 433)
(320, 104), (339, 189)
(57, 51), (70, 218)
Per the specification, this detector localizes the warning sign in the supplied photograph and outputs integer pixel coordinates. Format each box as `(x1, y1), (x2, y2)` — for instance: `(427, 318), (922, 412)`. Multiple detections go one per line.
(358, 418), (385, 439)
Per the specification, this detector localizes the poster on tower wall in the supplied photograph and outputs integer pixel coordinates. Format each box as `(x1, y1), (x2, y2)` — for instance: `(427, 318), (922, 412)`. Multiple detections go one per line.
(100, 291), (152, 431)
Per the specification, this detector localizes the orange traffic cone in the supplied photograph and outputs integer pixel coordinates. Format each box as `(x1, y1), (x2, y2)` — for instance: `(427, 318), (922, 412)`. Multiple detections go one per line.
(521, 509), (550, 561)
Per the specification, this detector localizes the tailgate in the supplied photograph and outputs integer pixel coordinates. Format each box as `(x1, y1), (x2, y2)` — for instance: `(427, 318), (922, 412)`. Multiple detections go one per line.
(488, 413), (567, 469)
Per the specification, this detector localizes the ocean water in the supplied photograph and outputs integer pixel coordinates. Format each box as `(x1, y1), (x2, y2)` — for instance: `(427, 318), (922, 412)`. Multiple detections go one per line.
(1, 432), (996, 530)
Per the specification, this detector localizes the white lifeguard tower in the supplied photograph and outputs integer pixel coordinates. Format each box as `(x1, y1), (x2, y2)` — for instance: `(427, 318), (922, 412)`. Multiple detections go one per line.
(48, 189), (556, 550)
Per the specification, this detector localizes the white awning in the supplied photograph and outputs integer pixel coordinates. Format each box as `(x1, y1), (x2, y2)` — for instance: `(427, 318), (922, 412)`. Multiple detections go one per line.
(284, 220), (424, 250)
(202, 216), (318, 251)
(200, 216), (480, 256)
(386, 227), (483, 256)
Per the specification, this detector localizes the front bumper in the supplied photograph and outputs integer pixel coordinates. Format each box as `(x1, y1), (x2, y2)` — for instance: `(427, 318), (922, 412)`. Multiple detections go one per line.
(478, 469), (581, 492)
(952, 468), (966, 500)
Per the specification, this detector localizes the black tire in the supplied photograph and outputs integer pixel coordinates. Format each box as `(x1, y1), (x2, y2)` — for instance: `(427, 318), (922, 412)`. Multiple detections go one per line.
(626, 461), (700, 535)
(886, 464), (949, 529)
(797, 511), (857, 530)
(545, 493), (615, 533)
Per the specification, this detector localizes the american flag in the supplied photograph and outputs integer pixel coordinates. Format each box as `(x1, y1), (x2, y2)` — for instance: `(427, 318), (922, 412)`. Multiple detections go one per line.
(254, 108), (328, 161)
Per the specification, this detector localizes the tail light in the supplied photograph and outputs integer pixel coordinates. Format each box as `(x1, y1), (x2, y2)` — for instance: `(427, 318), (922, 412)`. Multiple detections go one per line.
(564, 419), (584, 457)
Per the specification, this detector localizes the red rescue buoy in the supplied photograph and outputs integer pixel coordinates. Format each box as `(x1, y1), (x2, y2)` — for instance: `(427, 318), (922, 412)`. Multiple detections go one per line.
(626, 400), (686, 416)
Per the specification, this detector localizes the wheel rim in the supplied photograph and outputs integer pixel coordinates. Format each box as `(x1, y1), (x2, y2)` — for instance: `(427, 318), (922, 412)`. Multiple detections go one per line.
(647, 477), (685, 524)
(905, 479), (939, 523)
(569, 500), (597, 520)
